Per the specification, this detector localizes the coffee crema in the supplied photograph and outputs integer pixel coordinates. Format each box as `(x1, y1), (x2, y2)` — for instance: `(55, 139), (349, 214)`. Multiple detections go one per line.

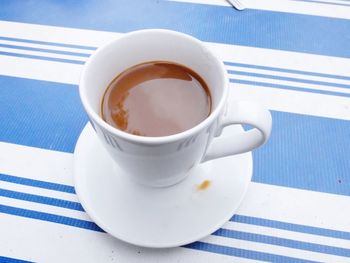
(101, 61), (212, 137)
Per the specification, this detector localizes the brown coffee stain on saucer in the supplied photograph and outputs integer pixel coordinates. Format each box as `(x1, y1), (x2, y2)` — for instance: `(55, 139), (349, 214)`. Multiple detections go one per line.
(197, 180), (211, 191)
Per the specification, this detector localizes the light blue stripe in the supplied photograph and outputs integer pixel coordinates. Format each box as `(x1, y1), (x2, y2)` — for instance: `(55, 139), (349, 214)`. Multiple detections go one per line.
(0, 256), (33, 263)
(0, 204), (103, 232)
(0, 173), (76, 194)
(214, 228), (350, 257)
(224, 61), (350, 81)
(291, 0), (350, 6)
(0, 188), (84, 211)
(0, 43), (91, 57)
(0, 36), (97, 50)
(230, 78), (350, 97)
(184, 242), (319, 262)
(0, 51), (86, 65)
(228, 70), (350, 89)
(0, 0), (349, 58)
(233, 215), (350, 240)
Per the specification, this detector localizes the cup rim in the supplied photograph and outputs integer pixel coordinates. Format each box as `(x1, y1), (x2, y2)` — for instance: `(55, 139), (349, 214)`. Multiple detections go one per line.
(79, 29), (229, 145)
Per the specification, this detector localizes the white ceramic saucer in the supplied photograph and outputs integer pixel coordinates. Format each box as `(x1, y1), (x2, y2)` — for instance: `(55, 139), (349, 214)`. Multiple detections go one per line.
(74, 124), (253, 248)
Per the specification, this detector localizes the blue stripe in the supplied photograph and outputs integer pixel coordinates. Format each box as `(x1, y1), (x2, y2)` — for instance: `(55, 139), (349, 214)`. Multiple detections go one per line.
(231, 79), (350, 97)
(0, 75), (88, 153)
(0, 173), (76, 194)
(0, 0), (349, 58)
(0, 256), (33, 263)
(228, 70), (350, 89)
(0, 188), (84, 212)
(0, 43), (91, 57)
(0, 36), (97, 50)
(0, 51), (85, 65)
(213, 228), (350, 257)
(224, 61), (350, 81)
(184, 242), (319, 263)
(252, 111), (350, 196)
(291, 0), (350, 6)
(233, 215), (350, 240)
(0, 204), (103, 232)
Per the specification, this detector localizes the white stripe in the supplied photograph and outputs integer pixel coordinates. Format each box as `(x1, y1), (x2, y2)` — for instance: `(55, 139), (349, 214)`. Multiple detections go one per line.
(0, 21), (119, 47)
(317, 0), (350, 3)
(298, 0), (350, 5)
(230, 83), (350, 121)
(203, 234), (350, 262)
(225, 221), (350, 250)
(0, 142), (74, 185)
(238, 182), (350, 234)
(208, 42), (350, 78)
(0, 196), (88, 221)
(333, 0), (350, 3)
(0, 55), (81, 84)
(0, 39), (94, 55)
(0, 46), (87, 61)
(171, 0), (231, 6)
(0, 213), (255, 262)
(225, 65), (350, 86)
(229, 74), (350, 95)
(170, 0), (350, 20)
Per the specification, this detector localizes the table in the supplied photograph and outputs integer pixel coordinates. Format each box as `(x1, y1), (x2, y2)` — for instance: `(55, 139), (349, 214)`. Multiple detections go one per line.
(1, 0), (350, 262)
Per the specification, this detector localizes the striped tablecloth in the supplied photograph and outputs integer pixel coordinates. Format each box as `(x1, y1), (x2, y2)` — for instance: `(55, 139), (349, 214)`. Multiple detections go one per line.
(1, 0), (350, 262)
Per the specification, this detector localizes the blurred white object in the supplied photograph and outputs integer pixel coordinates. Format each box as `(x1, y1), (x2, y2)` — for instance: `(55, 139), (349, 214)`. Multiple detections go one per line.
(226, 0), (246, 10)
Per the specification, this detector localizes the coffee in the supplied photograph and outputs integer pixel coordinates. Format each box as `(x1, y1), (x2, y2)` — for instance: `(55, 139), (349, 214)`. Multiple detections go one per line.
(101, 61), (211, 137)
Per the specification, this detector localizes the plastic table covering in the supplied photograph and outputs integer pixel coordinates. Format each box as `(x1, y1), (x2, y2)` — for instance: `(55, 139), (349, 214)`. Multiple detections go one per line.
(0, 0), (350, 262)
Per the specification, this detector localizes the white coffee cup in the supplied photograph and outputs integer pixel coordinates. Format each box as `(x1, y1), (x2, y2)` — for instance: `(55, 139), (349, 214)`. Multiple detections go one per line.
(79, 29), (272, 187)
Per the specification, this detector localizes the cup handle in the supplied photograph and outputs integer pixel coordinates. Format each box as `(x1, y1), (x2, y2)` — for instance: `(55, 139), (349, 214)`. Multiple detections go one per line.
(202, 101), (272, 162)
